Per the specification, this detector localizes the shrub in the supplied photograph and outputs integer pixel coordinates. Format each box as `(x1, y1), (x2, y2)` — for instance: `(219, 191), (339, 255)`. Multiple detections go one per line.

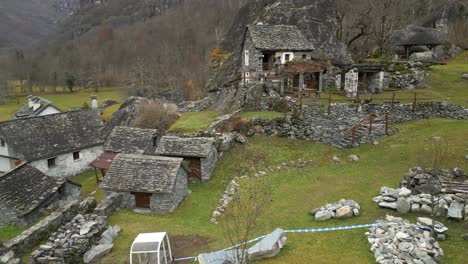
(133, 100), (179, 131)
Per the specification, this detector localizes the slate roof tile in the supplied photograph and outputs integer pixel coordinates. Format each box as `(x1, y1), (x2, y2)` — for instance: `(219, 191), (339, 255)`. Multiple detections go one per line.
(104, 126), (160, 154)
(248, 25), (315, 51)
(100, 154), (184, 193)
(155, 136), (215, 158)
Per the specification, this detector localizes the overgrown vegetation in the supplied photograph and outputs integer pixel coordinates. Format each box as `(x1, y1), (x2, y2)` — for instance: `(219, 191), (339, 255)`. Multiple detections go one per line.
(70, 170), (105, 204)
(0, 224), (26, 242)
(133, 100), (179, 131)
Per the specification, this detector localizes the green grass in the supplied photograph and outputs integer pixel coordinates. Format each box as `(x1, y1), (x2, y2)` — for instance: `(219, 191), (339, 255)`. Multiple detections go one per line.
(168, 111), (221, 133)
(99, 119), (468, 264)
(0, 224), (26, 242)
(427, 51), (468, 107)
(102, 104), (121, 122)
(241, 111), (285, 120)
(70, 170), (105, 204)
(0, 88), (126, 122)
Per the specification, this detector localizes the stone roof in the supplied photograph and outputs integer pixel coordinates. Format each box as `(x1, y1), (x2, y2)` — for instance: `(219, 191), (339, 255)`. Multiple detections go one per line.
(104, 126), (160, 154)
(100, 154), (185, 193)
(395, 26), (446, 46)
(0, 164), (64, 215)
(247, 25), (315, 51)
(14, 96), (61, 119)
(0, 110), (104, 161)
(155, 136), (216, 158)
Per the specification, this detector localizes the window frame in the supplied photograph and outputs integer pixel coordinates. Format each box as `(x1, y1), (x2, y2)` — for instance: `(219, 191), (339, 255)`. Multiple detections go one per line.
(47, 157), (57, 168)
(73, 151), (80, 161)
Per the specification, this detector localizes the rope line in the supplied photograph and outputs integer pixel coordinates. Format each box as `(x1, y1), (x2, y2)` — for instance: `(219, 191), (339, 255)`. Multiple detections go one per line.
(173, 222), (380, 262)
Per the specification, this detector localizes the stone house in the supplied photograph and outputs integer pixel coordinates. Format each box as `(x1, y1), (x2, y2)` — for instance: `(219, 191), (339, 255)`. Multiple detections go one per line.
(241, 24), (329, 91)
(91, 126), (160, 181)
(155, 136), (218, 181)
(0, 164), (81, 226)
(99, 154), (188, 214)
(0, 110), (104, 177)
(13, 96), (61, 119)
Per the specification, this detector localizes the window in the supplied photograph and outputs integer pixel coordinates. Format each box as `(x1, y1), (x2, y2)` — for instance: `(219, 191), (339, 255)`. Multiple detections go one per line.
(73, 151), (80, 160)
(285, 54), (291, 62)
(244, 50), (250, 66)
(152, 136), (159, 147)
(302, 54), (307, 60)
(0, 138), (5, 147)
(47, 158), (56, 168)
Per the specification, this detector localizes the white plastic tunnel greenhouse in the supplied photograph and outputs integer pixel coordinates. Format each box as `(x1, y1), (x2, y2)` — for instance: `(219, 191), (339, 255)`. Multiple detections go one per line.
(130, 232), (173, 264)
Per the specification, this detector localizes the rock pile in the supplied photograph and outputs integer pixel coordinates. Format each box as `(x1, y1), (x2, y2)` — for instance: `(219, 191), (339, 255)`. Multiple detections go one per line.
(366, 215), (447, 264)
(401, 167), (467, 195)
(83, 225), (120, 263)
(462, 73), (468, 80)
(373, 186), (467, 220)
(31, 214), (107, 264)
(309, 199), (360, 221)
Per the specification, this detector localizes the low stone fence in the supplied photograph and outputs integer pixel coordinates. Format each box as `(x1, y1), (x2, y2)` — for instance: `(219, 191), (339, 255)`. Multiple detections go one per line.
(31, 214), (107, 264)
(5, 198), (96, 257)
(93, 193), (122, 217)
(245, 101), (467, 148)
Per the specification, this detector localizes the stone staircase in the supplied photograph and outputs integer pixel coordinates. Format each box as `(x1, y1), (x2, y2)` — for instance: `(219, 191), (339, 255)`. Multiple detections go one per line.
(335, 112), (393, 148)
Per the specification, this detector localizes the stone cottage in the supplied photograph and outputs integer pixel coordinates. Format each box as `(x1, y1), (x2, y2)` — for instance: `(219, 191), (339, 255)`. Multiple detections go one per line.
(155, 136), (218, 181)
(13, 96), (61, 119)
(0, 110), (104, 177)
(99, 154), (188, 214)
(91, 126), (160, 181)
(0, 164), (81, 226)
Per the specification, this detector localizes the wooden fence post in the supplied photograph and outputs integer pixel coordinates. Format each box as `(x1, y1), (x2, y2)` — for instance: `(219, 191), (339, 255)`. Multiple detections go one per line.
(385, 113), (389, 135)
(352, 126), (356, 144)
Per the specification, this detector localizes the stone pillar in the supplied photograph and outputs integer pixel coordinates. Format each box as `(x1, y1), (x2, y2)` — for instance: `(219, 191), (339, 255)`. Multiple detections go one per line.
(335, 74), (341, 90)
(280, 77), (285, 97)
(379, 71), (385, 92)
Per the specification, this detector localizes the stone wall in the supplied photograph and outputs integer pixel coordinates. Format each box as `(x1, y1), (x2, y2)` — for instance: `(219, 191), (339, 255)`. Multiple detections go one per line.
(31, 146), (103, 178)
(109, 168), (188, 214)
(201, 145), (219, 181)
(93, 193), (123, 217)
(246, 101), (467, 148)
(150, 168), (188, 213)
(5, 198), (96, 257)
(31, 214), (107, 264)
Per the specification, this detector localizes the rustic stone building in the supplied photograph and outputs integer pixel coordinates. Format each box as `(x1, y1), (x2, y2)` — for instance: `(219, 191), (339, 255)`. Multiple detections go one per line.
(155, 136), (218, 181)
(0, 110), (104, 177)
(100, 154), (188, 214)
(13, 96), (61, 119)
(0, 164), (80, 226)
(91, 126), (160, 181)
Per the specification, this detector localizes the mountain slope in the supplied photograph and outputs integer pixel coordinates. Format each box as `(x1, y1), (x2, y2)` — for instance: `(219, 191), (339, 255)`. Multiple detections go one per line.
(0, 0), (78, 49)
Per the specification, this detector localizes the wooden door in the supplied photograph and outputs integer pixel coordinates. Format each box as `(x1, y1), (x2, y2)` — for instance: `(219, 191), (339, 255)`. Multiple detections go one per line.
(134, 192), (151, 208)
(188, 158), (202, 180)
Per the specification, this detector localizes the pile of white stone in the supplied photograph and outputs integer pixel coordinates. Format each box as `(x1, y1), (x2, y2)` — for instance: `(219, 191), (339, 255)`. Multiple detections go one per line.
(210, 179), (240, 224)
(366, 215), (447, 264)
(372, 186), (466, 220)
(309, 199), (360, 221)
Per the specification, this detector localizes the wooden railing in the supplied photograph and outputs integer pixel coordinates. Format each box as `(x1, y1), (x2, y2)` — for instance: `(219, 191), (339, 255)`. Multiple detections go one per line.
(342, 112), (390, 144)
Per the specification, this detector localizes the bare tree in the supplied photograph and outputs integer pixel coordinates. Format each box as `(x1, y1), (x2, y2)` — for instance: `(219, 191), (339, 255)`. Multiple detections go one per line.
(222, 153), (272, 264)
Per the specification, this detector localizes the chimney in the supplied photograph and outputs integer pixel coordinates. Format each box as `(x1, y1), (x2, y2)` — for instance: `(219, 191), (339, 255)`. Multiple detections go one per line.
(90, 95), (98, 109)
(28, 95), (34, 108)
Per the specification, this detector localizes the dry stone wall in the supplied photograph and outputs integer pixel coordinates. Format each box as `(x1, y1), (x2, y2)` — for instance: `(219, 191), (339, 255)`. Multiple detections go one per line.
(246, 102), (467, 148)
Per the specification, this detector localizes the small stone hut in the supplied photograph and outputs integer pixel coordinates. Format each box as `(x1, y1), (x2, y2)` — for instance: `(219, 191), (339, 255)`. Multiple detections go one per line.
(0, 164), (80, 226)
(100, 154), (188, 214)
(91, 126), (160, 181)
(155, 136), (218, 181)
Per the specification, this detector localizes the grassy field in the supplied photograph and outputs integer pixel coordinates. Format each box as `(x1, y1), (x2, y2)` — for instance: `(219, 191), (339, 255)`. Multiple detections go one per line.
(168, 111), (221, 133)
(98, 118), (468, 264)
(0, 88), (126, 121)
(241, 111), (285, 120)
(0, 224), (27, 242)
